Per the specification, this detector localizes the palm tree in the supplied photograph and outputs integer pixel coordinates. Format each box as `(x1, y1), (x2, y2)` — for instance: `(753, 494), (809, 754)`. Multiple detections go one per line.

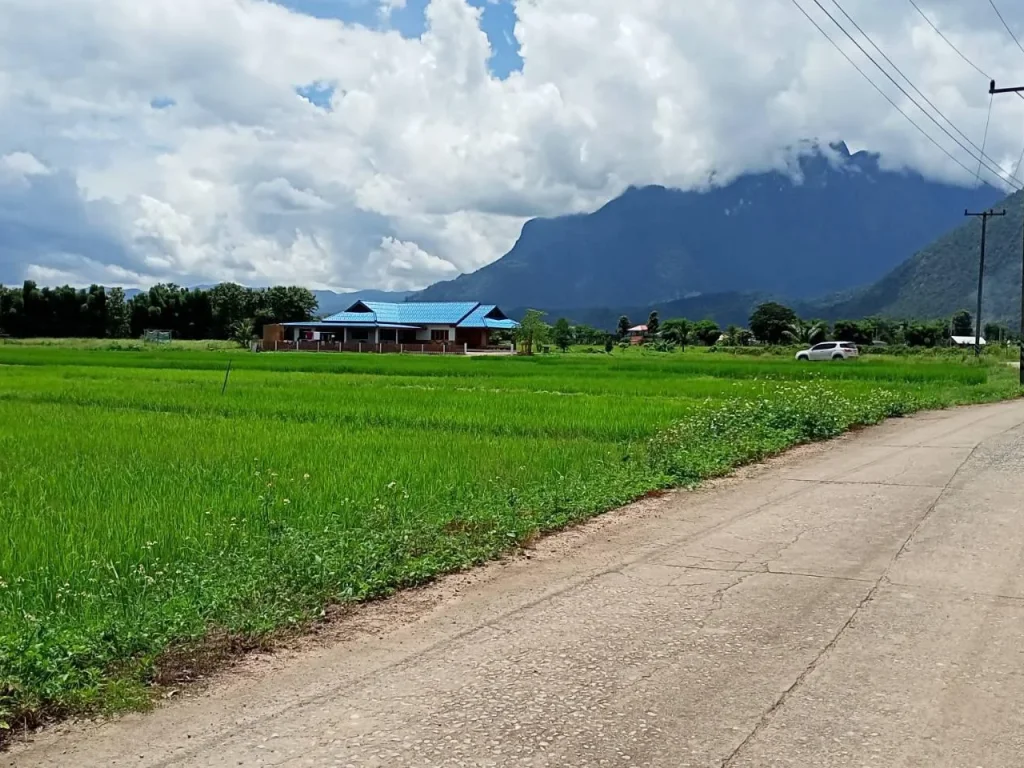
(783, 320), (826, 346)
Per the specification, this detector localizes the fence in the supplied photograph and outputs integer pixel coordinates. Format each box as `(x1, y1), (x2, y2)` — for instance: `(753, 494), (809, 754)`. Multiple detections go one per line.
(259, 340), (468, 355)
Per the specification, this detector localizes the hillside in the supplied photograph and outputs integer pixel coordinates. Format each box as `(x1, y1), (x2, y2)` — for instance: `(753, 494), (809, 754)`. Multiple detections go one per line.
(818, 190), (1023, 325)
(414, 142), (1001, 309)
(512, 292), (784, 331)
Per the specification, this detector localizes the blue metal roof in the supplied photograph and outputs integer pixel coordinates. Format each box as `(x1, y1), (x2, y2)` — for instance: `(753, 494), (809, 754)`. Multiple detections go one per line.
(483, 318), (519, 330)
(354, 301), (479, 325)
(307, 302), (518, 328)
(279, 320), (420, 329)
(321, 310), (377, 323)
(458, 304), (519, 329)
(457, 304), (495, 329)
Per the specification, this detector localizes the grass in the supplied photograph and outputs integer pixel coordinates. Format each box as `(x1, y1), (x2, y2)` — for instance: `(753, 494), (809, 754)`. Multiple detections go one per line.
(0, 346), (1019, 732)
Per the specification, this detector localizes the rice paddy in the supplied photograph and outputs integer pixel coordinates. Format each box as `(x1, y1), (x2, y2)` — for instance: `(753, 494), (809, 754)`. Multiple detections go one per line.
(0, 346), (1018, 729)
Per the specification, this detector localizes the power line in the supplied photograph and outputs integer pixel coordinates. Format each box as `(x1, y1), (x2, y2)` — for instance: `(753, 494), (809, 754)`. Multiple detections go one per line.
(906, 0), (1024, 102)
(987, 0), (1024, 58)
(828, 0), (997, 171)
(801, 0), (1019, 189)
(976, 93), (994, 185)
(787, 0), (1018, 190)
(906, 0), (989, 78)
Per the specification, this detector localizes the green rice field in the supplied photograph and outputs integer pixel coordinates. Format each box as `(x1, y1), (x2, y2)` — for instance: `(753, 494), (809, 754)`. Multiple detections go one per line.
(0, 346), (1019, 729)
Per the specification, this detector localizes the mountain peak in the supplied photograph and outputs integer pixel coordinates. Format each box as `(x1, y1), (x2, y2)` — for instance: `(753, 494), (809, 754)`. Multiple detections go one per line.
(413, 144), (1003, 309)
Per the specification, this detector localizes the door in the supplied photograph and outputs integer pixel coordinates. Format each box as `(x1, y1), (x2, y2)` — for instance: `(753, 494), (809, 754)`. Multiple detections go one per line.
(809, 342), (836, 361)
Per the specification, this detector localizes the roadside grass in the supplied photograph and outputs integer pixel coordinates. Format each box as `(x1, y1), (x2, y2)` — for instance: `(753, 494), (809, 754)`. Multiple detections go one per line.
(0, 347), (1018, 734)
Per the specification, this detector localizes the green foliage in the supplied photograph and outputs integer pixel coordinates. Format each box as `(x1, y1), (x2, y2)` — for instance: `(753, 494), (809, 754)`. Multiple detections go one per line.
(230, 318), (257, 348)
(833, 319), (874, 345)
(0, 347), (1014, 731)
(951, 310), (973, 337)
(552, 318), (573, 352)
(783, 320), (826, 346)
(0, 282), (318, 341)
(604, 337), (614, 354)
(984, 322), (1008, 342)
(692, 318), (721, 346)
(514, 309), (550, 355)
(749, 302), (798, 345)
(617, 315), (631, 340)
(647, 311), (660, 337)
(572, 324), (606, 346)
(661, 318), (691, 347)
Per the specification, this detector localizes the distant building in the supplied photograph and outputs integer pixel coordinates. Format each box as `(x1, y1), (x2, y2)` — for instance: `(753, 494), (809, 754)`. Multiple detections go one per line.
(627, 324), (648, 345)
(267, 301), (518, 352)
(951, 335), (986, 347)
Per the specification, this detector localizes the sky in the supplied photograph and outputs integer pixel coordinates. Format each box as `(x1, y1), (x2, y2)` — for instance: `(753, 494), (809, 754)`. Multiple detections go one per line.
(3, 0), (1024, 291)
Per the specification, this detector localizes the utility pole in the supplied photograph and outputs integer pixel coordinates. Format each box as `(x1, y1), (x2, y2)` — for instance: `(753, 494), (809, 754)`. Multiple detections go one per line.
(965, 208), (1006, 357)
(989, 80), (1024, 381)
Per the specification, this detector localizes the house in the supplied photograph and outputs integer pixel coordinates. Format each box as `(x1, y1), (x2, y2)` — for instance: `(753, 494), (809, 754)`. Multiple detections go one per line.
(627, 324), (648, 345)
(272, 301), (519, 351)
(951, 335), (986, 347)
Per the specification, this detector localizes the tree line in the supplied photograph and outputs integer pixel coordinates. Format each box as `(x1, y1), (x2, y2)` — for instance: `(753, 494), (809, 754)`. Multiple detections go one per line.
(0, 281), (318, 340)
(526, 301), (1019, 353)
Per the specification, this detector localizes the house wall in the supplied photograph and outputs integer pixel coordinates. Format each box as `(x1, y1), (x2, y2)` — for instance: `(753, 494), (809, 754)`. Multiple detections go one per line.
(416, 324), (456, 342)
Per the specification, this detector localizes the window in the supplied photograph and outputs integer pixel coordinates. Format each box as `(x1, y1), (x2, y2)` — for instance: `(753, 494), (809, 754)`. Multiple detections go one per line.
(811, 343), (835, 351)
(431, 329), (449, 342)
(840, 342), (857, 349)
(350, 329), (369, 342)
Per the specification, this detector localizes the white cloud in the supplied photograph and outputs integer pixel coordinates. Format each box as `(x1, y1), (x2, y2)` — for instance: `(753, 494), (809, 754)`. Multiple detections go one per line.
(1, 0), (1024, 290)
(367, 236), (459, 289)
(0, 152), (51, 186)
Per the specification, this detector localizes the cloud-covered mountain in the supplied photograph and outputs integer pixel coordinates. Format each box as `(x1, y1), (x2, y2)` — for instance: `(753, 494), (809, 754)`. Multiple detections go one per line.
(414, 144), (1003, 308)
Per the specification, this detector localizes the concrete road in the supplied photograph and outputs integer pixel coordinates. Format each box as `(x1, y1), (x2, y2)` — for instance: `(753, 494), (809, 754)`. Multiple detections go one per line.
(11, 400), (1024, 768)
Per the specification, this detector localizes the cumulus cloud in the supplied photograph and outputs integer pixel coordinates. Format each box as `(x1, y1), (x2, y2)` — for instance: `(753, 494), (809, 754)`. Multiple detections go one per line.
(1, 0), (1024, 289)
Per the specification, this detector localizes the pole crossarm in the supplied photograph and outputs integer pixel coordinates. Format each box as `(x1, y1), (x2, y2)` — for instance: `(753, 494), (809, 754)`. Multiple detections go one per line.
(990, 80), (1024, 95)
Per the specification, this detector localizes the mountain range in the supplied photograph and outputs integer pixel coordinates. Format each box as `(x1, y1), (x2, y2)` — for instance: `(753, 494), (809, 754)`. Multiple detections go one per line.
(817, 188), (1024, 326)
(413, 142), (1003, 318)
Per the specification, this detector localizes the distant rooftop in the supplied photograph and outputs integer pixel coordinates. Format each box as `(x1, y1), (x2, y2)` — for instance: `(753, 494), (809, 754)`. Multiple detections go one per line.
(283, 301), (519, 329)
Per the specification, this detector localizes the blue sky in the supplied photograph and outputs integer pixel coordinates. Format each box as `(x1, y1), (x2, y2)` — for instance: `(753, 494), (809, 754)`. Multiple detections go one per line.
(278, 0), (523, 78)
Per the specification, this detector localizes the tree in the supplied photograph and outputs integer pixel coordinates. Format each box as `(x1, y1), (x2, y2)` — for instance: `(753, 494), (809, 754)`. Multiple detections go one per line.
(749, 302), (797, 345)
(617, 315), (631, 340)
(833, 319), (873, 346)
(692, 318), (721, 346)
(647, 311), (660, 337)
(230, 318), (256, 348)
(733, 328), (754, 347)
(552, 317), (573, 352)
(951, 310), (973, 337)
(904, 320), (947, 347)
(515, 309), (550, 355)
(604, 336), (614, 354)
(984, 322), (1006, 343)
(105, 287), (131, 338)
(783, 320), (826, 346)
(572, 323), (605, 345)
(661, 318), (691, 348)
